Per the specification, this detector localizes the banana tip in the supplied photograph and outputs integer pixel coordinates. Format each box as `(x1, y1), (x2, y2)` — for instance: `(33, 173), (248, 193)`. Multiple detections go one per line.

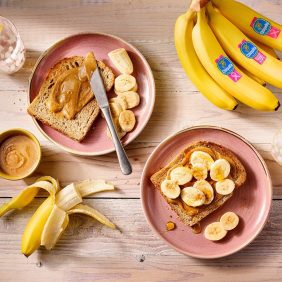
(275, 102), (280, 111)
(232, 104), (238, 111)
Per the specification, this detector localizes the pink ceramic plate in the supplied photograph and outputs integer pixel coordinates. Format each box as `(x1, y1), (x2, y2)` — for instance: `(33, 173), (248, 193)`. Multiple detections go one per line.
(141, 126), (272, 259)
(29, 33), (155, 155)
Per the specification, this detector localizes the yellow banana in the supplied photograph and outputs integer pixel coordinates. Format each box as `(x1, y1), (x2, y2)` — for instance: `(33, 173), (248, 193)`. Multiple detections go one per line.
(253, 40), (279, 60)
(207, 3), (282, 89)
(21, 196), (54, 257)
(192, 8), (279, 111)
(174, 9), (237, 110)
(212, 0), (282, 51)
(235, 64), (266, 86)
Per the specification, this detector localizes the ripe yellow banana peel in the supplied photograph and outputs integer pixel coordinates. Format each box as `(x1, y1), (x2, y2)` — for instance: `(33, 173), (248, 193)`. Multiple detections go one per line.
(21, 196), (55, 256)
(0, 176), (59, 217)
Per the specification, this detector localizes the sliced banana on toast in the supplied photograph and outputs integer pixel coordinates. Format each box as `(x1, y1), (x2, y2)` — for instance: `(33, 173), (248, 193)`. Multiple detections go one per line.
(193, 180), (214, 205)
(204, 222), (227, 241)
(220, 212), (239, 231)
(192, 163), (208, 180)
(170, 166), (193, 185)
(190, 151), (214, 170)
(215, 179), (235, 195)
(108, 48), (133, 74)
(181, 187), (206, 207)
(161, 179), (181, 199)
(210, 159), (231, 181)
(114, 74), (137, 93)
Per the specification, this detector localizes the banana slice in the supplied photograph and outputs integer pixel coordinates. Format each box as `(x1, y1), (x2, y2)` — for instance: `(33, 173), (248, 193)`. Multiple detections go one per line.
(110, 96), (128, 110)
(115, 83), (138, 95)
(170, 166), (193, 185)
(108, 48), (133, 74)
(114, 74), (137, 93)
(215, 179), (235, 195)
(193, 180), (214, 205)
(161, 179), (180, 199)
(181, 187), (206, 207)
(190, 151), (214, 170)
(109, 102), (123, 117)
(118, 91), (140, 109)
(210, 159), (231, 181)
(220, 212), (239, 231)
(118, 110), (136, 132)
(192, 163), (208, 180)
(204, 222), (227, 241)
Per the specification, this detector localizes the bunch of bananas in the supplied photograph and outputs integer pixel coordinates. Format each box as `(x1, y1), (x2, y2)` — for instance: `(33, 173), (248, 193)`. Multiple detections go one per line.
(0, 177), (116, 257)
(175, 0), (282, 111)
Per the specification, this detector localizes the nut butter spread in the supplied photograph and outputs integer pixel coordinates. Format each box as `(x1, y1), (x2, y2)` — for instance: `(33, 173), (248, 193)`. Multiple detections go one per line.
(48, 52), (97, 120)
(0, 135), (40, 178)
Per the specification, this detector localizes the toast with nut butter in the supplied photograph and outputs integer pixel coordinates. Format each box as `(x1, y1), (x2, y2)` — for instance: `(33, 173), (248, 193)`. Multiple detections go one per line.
(28, 55), (114, 141)
(150, 141), (246, 227)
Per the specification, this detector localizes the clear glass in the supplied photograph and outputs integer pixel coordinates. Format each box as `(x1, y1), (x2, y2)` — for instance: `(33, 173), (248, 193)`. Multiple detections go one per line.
(272, 129), (282, 165)
(0, 16), (26, 74)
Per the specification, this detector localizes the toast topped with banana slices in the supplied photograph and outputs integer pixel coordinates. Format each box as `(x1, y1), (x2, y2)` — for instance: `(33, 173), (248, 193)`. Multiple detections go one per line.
(150, 141), (247, 227)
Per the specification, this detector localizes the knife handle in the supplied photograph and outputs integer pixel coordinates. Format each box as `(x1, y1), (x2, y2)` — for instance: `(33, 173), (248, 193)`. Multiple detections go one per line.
(102, 107), (132, 175)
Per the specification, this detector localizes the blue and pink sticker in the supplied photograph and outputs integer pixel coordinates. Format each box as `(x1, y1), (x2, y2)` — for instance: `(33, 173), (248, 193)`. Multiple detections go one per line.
(215, 55), (241, 82)
(251, 17), (281, 39)
(238, 40), (266, 64)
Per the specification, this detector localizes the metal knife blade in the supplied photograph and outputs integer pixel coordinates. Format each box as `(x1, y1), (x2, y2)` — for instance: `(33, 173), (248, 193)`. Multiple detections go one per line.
(89, 67), (109, 109)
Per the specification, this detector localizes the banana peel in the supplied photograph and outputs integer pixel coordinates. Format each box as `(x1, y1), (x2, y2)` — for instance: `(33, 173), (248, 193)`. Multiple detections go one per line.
(75, 179), (115, 197)
(0, 176), (59, 217)
(21, 196), (55, 256)
(68, 204), (116, 229)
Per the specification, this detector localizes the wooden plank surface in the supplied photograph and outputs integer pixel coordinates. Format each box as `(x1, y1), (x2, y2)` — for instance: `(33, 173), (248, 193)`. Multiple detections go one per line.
(0, 0), (282, 281)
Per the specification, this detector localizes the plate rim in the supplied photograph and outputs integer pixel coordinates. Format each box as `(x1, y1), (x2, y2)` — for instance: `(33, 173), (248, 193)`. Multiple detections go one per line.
(27, 32), (156, 156)
(140, 125), (272, 259)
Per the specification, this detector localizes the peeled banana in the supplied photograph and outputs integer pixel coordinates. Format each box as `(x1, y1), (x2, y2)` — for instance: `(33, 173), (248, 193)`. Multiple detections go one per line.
(192, 7), (279, 111)
(55, 183), (82, 211)
(207, 3), (282, 89)
(212, 0), (282, 51)
(108, 48), (133, 74)
(174, 9), (237, 110)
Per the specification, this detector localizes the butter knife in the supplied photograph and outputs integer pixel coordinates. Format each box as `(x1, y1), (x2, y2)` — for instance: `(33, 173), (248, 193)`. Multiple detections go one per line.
(90, 67), (132, 175)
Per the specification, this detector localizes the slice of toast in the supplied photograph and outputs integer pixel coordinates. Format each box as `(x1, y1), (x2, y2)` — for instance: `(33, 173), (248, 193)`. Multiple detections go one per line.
(28, 56), (114, 142)
(150, 141), (247, 227)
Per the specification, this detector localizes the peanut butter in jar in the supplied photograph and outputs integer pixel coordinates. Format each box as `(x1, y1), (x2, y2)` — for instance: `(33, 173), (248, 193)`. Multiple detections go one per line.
(0, 132), (41, 179)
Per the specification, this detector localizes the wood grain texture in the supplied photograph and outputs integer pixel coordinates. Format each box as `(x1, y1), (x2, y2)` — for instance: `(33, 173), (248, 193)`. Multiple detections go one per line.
(0, 198), (281, 281)
(0, 0), (282, 280)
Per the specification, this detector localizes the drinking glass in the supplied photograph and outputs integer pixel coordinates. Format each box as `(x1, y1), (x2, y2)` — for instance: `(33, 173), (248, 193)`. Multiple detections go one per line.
(0, 16), (25, 74)
(272, 129), (282, 165)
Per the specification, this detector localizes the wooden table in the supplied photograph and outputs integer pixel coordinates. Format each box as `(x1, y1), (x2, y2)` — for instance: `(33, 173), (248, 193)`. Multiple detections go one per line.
(0, 0), (282, 281)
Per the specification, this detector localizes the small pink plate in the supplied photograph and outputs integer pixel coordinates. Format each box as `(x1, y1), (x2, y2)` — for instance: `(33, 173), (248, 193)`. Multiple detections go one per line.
(28, 33), (155, 156)
(141, 126), (272, 259)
